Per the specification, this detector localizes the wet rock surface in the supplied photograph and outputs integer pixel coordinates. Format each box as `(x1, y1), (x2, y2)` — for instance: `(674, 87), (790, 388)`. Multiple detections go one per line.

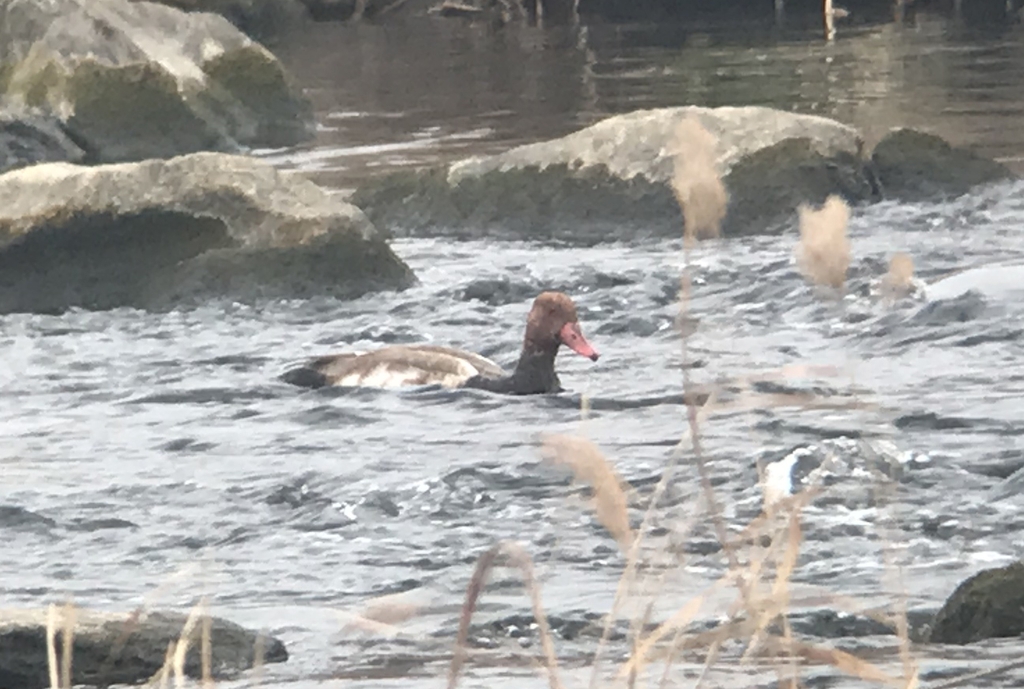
(0, 109), (85, 175)
(0, 0), (314, 163)
(351, 107), (1015, 243)
(0, 153), (415, 314)
(0, 608), (287, 689)
(929, 561), (1024, 644)
(871, 128), (1014, 202)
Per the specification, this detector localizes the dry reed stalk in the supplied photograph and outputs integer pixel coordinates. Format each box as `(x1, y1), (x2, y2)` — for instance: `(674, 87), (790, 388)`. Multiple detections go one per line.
(796, 195), (851, 290)
(201, 610), (213, 688)
(102, 563), (205, 681)
(171, 602), (205, 689)
(252, 632), (266, 685)
(46, 604), (59, 689)
(764, 638), (905, 686)
(340, 590), (424, 636)
(739, 504), (802, 663)
(59, 603), (76, 689)
(539, 433), (634, 552)
(585, 437), (700, 689)
(156, 640), (175, 689)
(670, 116), (729, 244)
(881, 252), (916, 300)
(447, 541), (562, 689)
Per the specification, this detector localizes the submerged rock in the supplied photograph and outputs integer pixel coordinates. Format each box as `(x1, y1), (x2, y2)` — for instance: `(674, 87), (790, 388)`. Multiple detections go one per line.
(0, 0), (314, 163)
(929, 561), (1024, 644)
(0, 153), (416, 314)
(352, 105), (873, 242)
(0, 109), (85, 175)
(871, 128), (1013, 201)
(0, 607), (287, 688)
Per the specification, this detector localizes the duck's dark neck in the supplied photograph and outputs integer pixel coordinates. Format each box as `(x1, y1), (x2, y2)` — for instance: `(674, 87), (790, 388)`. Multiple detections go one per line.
(464, 343), (562, 395)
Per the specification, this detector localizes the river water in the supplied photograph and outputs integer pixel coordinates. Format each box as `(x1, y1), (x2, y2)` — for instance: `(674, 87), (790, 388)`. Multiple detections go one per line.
(3, 5), (1024, 689)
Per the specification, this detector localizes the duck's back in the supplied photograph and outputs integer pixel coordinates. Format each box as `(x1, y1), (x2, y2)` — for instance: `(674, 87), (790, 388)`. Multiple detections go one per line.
(282, 345), (505, 390)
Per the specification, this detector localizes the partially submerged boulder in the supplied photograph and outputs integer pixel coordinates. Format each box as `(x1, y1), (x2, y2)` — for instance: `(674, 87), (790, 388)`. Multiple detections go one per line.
(871, 128), (1014, 202)
(0, 109), (85, 175)
(928, 561), (1024, 644)
(0, 0), (314, 163)
(352, 105), (873, 242)
(0, 607), (287, 688)
(0, 152), (416, 314)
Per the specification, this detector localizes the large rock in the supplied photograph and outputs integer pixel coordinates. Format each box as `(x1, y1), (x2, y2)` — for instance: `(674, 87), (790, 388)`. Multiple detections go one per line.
(0, 0), (314, 164)
(351, 105), (875, 243)
(929, 561), (1024, 644)
(0, 109), (85, 174)
(871, 128), (1014, 202)
(0, 607), (287, 688)
(0, 152), (416, 314)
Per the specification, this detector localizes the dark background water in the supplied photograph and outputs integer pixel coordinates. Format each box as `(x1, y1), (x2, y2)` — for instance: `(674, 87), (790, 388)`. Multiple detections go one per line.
(3, 6), (1024, 688)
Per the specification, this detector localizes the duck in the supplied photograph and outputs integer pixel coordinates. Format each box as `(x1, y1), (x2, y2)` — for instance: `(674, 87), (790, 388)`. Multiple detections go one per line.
(280, 291), (600, 395)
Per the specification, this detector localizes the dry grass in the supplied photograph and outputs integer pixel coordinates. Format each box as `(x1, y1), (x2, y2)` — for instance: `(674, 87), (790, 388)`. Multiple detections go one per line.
(670, 116), (729, 244)
(796, 194), (851, 290)
(539, 433), (634, 553)
(447, 541), (563, 689)
(881, 251), (916, 300)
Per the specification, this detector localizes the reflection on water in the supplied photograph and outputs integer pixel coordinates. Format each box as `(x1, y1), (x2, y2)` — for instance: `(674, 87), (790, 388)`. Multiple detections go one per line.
(262, 6), (1024, 192)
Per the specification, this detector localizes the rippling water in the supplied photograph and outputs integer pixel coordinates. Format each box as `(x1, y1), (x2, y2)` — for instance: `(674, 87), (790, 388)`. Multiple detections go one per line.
(4, 6), (1024, 689)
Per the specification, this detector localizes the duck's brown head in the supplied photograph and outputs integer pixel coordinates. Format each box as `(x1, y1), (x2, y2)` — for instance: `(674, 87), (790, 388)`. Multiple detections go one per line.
(523, 291), (600, 361)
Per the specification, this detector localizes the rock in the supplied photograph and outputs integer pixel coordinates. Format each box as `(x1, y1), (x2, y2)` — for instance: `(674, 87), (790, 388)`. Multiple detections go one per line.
(0, 0), (314, 164)
(929, 561), (1024, 644)
(129, 0), (311, 39)
(924, 264), (1024, 302)
(352, 105), (872, 243)
(0, 152), (416, 314)
(871, 128), (1014, 201)
(0, 607), (287, 688)
(720, 137), (878, 237)
(0, 109), (85, 175)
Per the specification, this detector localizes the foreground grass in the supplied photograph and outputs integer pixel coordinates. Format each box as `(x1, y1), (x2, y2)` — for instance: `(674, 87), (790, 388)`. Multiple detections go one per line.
(27, 118), (1007, 689)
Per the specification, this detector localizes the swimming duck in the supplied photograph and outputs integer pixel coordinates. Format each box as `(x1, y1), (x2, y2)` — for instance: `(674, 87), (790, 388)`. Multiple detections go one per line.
(280, 291), (599, 395)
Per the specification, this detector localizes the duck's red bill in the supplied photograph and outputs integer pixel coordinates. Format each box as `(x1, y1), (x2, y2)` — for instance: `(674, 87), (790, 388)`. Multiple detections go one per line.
(559, 322), (600, 361)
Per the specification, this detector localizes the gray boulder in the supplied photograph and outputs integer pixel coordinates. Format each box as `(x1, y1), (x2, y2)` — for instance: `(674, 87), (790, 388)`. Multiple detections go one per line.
(0, 109), (85, 174)
(0, 152), (416, 314)
(352, 105), (874, 243)
(871, 128), (1014, 202)
(0, 0), (314, 163)
(0, 607), (287, 688)
(929, 561), (1024, 644)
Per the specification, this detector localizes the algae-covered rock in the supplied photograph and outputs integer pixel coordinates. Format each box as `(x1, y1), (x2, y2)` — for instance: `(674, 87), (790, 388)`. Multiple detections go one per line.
(0, 152), (415, 314)
(0, 607), (287, 688)
(353, 105), (869, 243)
(0, 0), (314, 163)
(721, 137), (879, 236)
(871, 128), (1014, 202)
(0, 108), (85, 174)
(929, 561), (1024, 644)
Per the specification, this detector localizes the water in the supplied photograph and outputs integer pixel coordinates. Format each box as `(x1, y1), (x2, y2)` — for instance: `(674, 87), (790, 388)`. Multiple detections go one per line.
(4, 6), (1024, 688)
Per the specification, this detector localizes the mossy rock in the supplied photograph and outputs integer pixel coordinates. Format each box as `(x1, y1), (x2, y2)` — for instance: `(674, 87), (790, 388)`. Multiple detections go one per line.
(203, 45), (313, 147)
(353, 163), (681, 243)
(871, 128), (1015, 202)
(929, 561), (1024, 644)
(721, 137), (879, 236)
(65, 60), (230, 162)
(0, 0), (313, 162)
